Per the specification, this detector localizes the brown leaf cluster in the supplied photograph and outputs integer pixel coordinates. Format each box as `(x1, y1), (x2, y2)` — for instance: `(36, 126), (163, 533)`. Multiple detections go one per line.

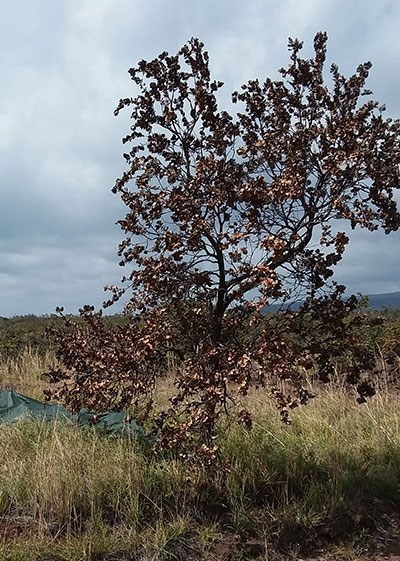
(46, 34), (400, 462)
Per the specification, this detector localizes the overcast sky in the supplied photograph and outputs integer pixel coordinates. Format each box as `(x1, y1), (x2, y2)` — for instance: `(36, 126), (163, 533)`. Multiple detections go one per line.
(1, 0), (399, 317)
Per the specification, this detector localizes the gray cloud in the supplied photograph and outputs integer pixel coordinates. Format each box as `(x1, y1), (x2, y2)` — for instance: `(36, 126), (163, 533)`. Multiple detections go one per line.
(1, 0), (399, 316)
(335, 229), (400, 295)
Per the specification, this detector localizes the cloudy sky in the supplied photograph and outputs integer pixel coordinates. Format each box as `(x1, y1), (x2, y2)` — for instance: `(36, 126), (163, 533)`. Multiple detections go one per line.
(1, 0), (399, 316)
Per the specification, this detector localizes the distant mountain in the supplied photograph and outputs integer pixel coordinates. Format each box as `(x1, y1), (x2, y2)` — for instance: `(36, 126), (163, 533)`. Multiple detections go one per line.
(264, 291), (400, 312)
(365, 291), (400, 310)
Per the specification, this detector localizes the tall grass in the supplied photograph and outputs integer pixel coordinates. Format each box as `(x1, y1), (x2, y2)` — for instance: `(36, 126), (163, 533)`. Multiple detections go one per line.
(0, 349), (399, 559)
(0, 347), (56, 400)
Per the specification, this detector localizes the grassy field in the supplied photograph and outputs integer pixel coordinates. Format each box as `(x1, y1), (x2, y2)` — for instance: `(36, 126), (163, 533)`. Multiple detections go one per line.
(0, 349), (400, 560)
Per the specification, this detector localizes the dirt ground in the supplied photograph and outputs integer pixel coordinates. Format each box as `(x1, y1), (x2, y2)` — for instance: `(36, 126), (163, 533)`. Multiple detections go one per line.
(208, 533), (400, 561)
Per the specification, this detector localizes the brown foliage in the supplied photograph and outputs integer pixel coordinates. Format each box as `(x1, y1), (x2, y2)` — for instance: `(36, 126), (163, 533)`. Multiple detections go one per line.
(46, 34), (400, 461)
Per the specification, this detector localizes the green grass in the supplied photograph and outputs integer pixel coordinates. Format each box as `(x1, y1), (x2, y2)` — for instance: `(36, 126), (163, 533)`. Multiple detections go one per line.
(0, 350), (400, 559)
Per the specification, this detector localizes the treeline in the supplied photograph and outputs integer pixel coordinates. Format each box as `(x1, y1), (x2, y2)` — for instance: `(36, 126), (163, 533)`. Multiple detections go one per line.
(1, 309), (399, 359)
(0, 314), (129, 358)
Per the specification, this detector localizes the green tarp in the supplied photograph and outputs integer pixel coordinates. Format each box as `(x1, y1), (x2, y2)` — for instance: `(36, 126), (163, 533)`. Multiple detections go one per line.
(0, 390), (70, 422)
(0, 389), (147, 440)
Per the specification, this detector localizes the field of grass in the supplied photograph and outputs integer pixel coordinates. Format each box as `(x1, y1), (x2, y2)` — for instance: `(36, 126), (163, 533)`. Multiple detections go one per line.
(0, 348), (400, 560)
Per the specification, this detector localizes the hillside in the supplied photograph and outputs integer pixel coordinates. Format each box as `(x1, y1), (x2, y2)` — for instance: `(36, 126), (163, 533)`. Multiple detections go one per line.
(264, 291), (400, 312)
(367, 291), (400, 309)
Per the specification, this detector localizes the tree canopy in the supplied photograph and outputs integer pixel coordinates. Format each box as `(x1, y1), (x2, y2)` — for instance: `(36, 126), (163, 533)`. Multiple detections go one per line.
(47, 33), (400, 461)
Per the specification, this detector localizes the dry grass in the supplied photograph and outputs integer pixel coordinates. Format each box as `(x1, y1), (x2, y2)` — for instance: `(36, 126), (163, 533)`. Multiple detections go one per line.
(0, 347), (56, 400)
(0, 349), (400, 560)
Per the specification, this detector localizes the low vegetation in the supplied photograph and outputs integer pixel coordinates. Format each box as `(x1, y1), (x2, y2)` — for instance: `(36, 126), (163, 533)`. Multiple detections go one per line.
(0, 315), (128, 359)
(0, 338), (399, 560)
